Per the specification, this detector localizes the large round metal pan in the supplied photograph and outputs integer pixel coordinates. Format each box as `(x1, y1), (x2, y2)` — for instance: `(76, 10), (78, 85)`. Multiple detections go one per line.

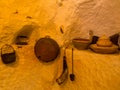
(34, 36), (60, 62)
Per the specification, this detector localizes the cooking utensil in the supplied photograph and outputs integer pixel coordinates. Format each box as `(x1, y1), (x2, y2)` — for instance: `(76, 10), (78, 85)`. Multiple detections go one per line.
(56, 48), (68, 85)
(118, 33), (120, 49)
(34, 36), (60, 62)
(91, 36), (99, 44)
(70, 48), (75, 81)
(72, 38), (90, 50)
(110, 33), (119, 45)
(1, 44), (16, 64)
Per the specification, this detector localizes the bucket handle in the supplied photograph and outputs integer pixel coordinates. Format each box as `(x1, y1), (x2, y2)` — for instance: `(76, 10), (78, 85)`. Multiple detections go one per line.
(1, 44), (15, 54)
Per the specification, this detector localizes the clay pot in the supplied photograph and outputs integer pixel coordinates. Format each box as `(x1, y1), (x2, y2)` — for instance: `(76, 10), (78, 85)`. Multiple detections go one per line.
(110, 33), (119, 45)
(90, 36), (99, 44)
(72, 38), (91, 50)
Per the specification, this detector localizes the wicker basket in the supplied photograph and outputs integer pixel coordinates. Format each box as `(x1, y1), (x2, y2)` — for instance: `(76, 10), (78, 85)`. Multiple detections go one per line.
(72, 38), (91, 50)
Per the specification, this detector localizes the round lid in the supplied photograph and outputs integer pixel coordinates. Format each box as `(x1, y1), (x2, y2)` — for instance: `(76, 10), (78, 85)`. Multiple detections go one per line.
(34, 37), (60, 62)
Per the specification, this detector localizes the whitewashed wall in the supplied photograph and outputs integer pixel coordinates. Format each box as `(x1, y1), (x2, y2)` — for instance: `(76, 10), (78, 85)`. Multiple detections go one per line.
(0, 0), (120, 90)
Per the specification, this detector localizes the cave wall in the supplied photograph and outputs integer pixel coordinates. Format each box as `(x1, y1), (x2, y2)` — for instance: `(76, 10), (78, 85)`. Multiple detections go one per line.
(0, 0), (120, 90)
(0, 0), (120, 45)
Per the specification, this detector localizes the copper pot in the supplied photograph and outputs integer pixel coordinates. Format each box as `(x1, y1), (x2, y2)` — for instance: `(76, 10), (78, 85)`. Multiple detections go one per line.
(34, 36), (60, 62)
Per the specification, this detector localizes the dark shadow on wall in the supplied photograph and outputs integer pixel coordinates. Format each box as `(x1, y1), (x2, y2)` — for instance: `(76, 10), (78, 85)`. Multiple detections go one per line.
(13, 24), (40, 45)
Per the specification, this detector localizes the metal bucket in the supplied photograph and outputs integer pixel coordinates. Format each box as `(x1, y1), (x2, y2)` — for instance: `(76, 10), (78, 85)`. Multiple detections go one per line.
(1, 44), (16, 64)
(34, 36), (60, 62)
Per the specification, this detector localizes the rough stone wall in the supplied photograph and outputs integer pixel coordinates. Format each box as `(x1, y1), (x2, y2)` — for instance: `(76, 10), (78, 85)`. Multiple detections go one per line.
(0, 0), (120, 90)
